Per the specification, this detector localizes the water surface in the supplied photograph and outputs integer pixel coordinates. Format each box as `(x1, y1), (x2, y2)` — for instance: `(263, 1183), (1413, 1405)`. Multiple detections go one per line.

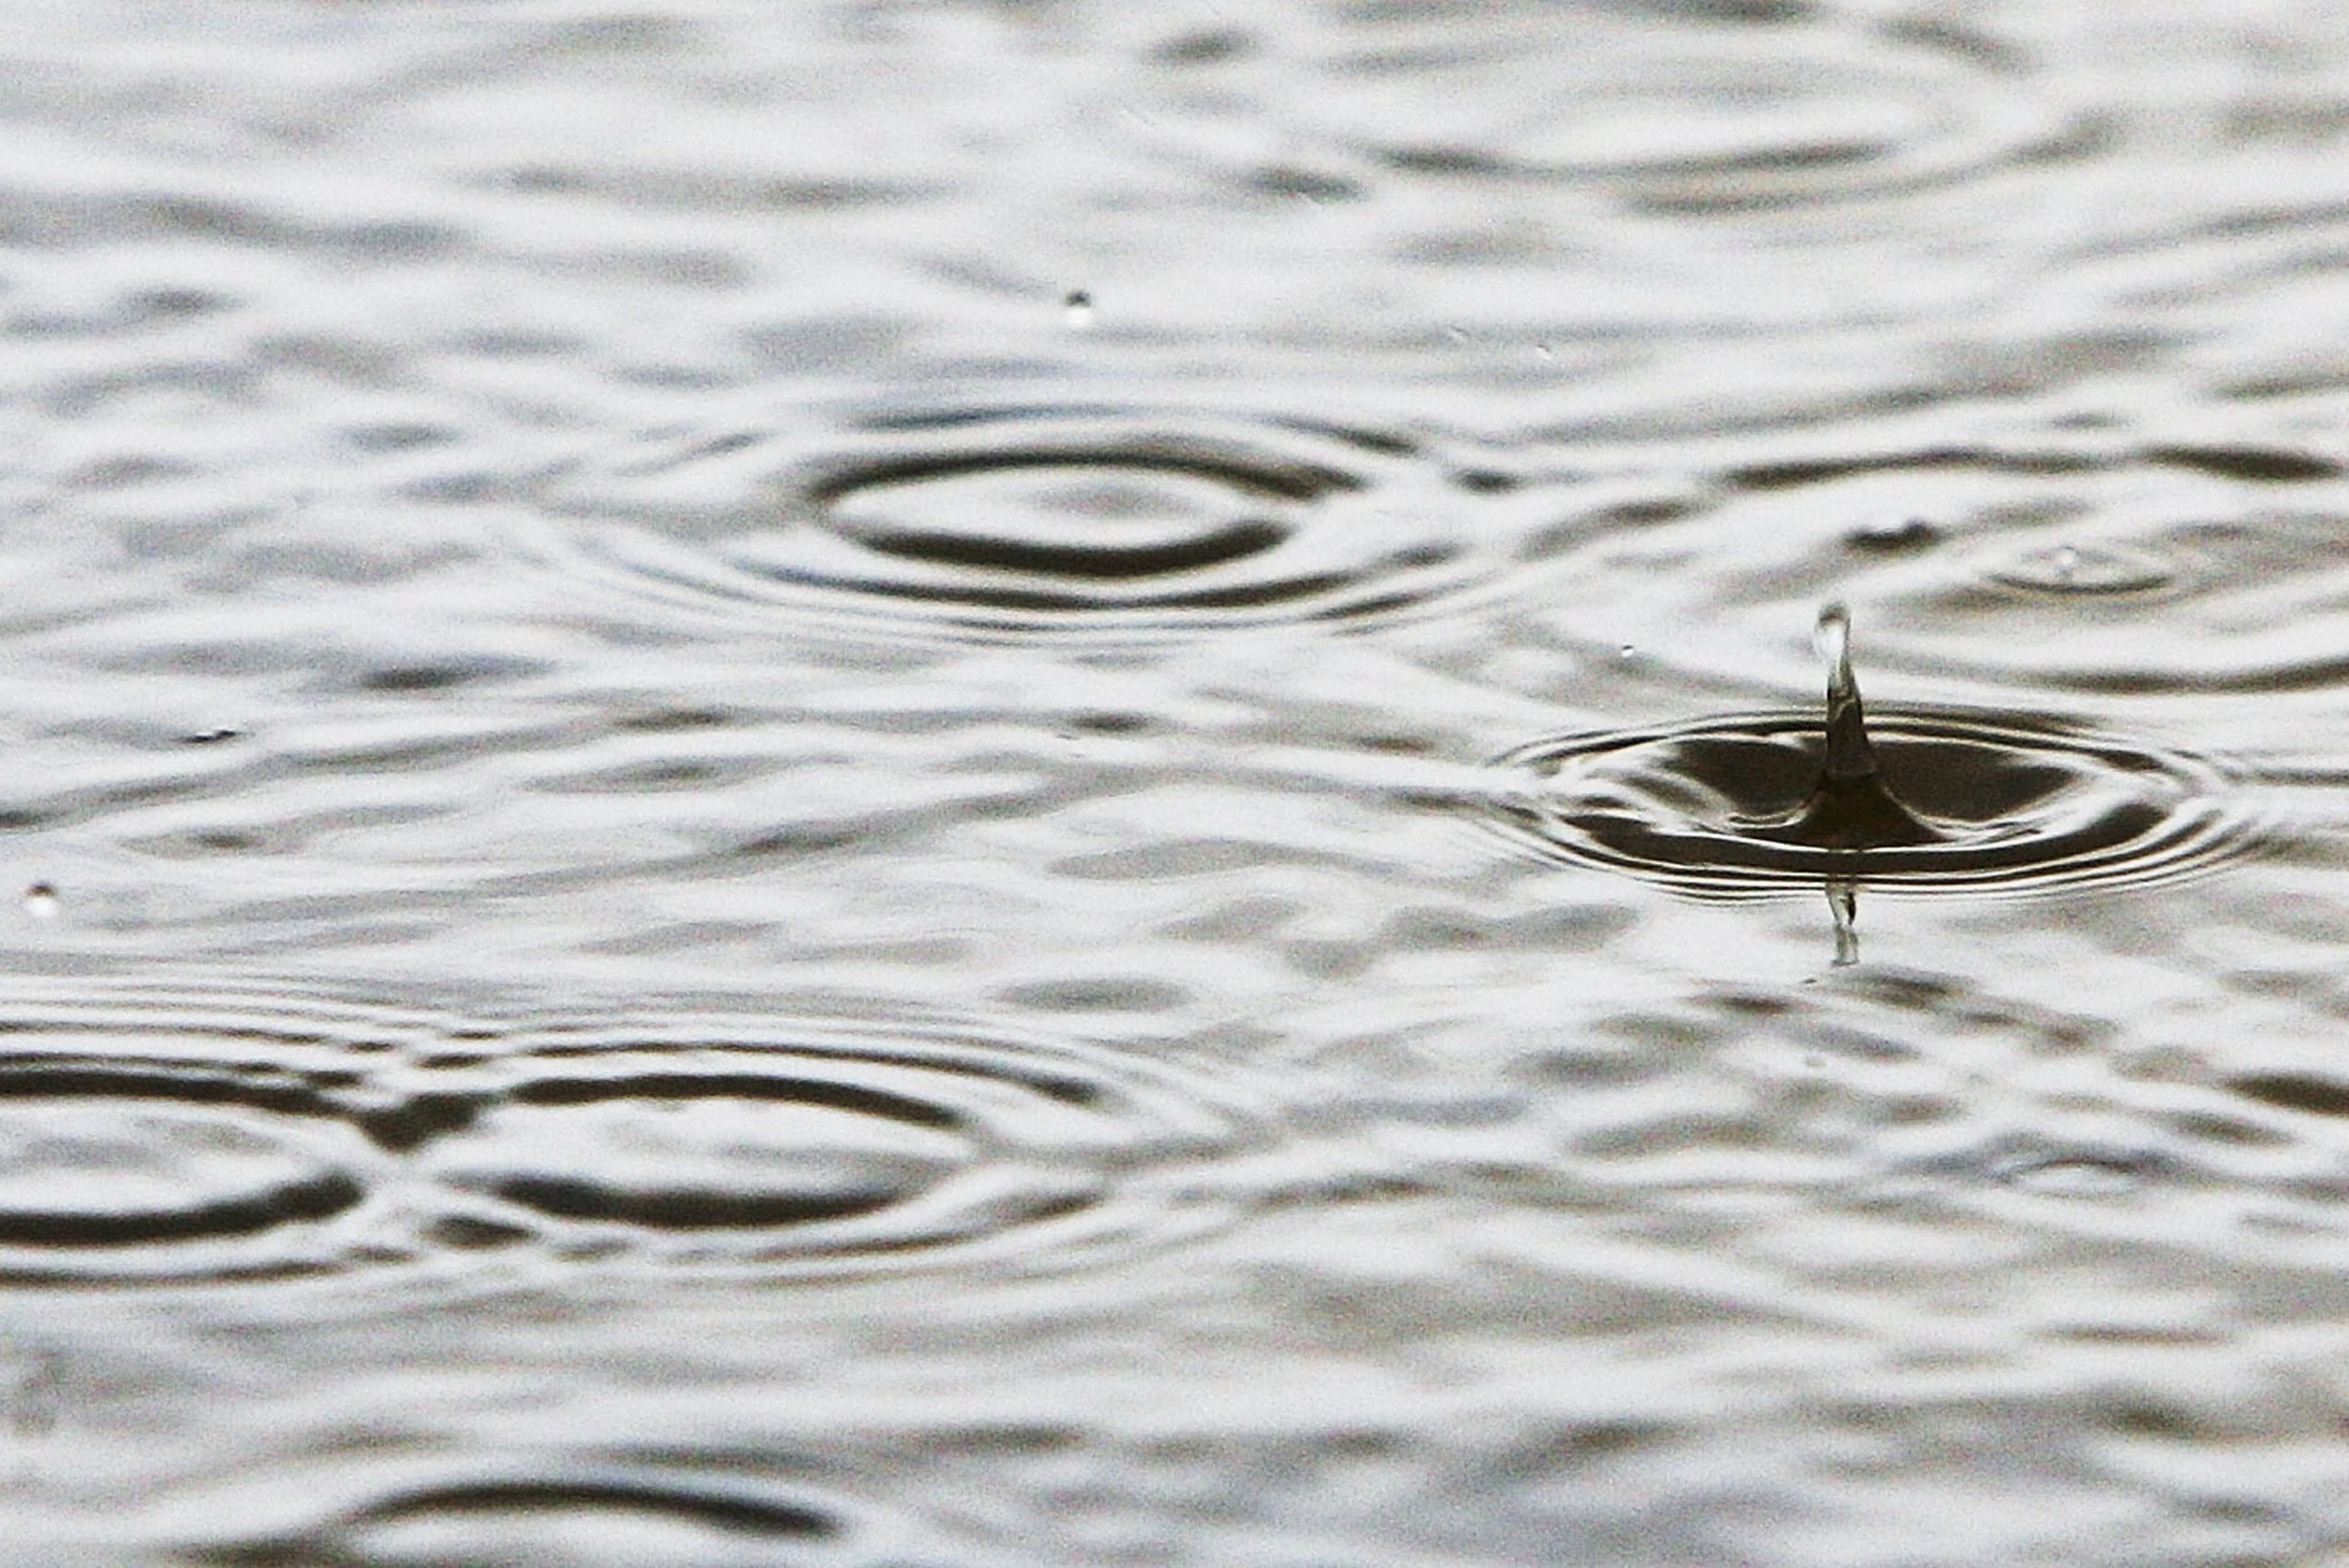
(8, 1), (2349, 1562)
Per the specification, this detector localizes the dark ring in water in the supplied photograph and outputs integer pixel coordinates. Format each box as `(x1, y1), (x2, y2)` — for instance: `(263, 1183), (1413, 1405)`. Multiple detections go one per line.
(1482, 708), (2257, 900)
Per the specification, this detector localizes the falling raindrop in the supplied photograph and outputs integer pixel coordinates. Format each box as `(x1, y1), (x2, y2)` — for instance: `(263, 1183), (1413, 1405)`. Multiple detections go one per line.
(1062, 289), (1095, 330)
(22, 884), (57, 920)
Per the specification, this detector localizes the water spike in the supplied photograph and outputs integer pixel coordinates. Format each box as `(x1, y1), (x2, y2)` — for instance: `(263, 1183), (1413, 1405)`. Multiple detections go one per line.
(1816, 602), (1878, 784)
(1745, 603), (1941, 851)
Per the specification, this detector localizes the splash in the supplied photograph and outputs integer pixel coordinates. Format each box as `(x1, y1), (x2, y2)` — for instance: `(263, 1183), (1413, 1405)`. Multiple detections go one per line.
(1481, 605), (2257, 902)
(1748, 603), (1942, 850)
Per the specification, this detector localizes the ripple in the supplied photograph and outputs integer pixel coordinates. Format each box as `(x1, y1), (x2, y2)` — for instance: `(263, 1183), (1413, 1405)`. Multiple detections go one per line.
(1517, 443), (2349, 696)
(412, 1008), (1260, 1276)
(1482, 708), (2255, 899)
(196, 1464), (897, 1568)
(0, 988), (410, 1284)
(0, 981), (1261, 1284)
(1986, 541), (2179, 597)
(542, 404), (1513, 641)
(0, 1102), (363, 1251)
(1140, 5), (2062, 212)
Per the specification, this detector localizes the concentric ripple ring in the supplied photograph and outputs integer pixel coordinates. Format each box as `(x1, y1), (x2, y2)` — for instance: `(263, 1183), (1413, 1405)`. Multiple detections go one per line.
(543, 404), (1521, 642)
(1483, 708), (2259, 900)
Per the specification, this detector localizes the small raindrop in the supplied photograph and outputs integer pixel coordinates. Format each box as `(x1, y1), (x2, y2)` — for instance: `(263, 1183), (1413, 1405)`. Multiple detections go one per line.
(22, 883), (58, 919)
(1062, 290), (1095, 330)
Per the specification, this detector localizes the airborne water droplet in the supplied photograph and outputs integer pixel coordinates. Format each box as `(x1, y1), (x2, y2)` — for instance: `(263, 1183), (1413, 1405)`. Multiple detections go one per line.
(1062, 289), (1095, 330)
(22, 883), (57, 919)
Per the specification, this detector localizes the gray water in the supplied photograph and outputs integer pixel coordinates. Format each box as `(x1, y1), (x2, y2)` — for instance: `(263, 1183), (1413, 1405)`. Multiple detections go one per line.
(6, 1), (2349, 1562)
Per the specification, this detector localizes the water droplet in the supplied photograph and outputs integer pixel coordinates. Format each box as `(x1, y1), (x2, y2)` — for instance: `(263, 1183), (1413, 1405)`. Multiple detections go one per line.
(1618, 644), (1637, 661)
(22, 885), (57, 920)
(1813, 601), (1851, 678)
(1061, 289), (1095, 330)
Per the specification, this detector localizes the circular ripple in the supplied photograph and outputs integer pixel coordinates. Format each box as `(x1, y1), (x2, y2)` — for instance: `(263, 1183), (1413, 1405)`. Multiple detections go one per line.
(0, 981), (1263, 1284)
(0, 1102), (362, 1250)
(1986, 540), (2179, 597)
(1482, 708), (2256, 899)
(0, 1016), (401, 1284)
(198, 1463), (927, 1568)
(1518, 445), (2349, 697)
(543, 405), (1519, 641)
(1130, 6), (2061, 212)
(414, 1010), (1260, 1276)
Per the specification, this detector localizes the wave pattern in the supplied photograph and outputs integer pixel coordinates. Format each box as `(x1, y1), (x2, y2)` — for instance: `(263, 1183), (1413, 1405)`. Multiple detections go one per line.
(0, 982), (1261, 1284)
(542, 405), (1533, 642)
(14, 0), (2349, 1562)
(1482, 708), (2261, 899)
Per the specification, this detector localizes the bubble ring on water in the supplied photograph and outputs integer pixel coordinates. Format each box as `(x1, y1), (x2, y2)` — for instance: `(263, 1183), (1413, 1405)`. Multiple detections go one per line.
(1482, 708), (2258, 901)
(540, 404), (1519, 644)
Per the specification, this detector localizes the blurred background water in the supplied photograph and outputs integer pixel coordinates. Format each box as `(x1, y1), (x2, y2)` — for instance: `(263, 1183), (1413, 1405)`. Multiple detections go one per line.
(7, 0), (2349, 1562)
